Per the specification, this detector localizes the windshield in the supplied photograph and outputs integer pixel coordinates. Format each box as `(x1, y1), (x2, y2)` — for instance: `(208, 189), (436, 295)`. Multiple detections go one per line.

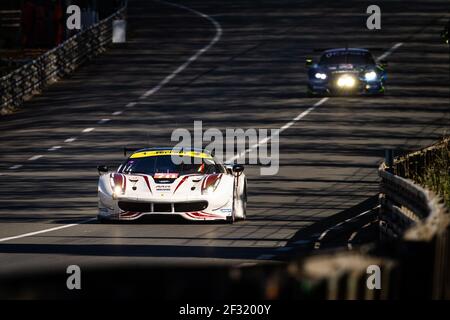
(319, 51), (375, 65)
(119, 155), (224, 176)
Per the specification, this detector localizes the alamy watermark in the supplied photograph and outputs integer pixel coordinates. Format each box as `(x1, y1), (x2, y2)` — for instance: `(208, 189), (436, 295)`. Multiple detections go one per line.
(66, 265), (81, 290)
(366, 264), (381, 290)
(66, 5), (81, 30)
(366, 5), (381, 30)
(171, 121), (279, 175)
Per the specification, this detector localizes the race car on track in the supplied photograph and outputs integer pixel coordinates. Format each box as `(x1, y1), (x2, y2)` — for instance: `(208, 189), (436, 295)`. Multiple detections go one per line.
(97, 148), (247, 223)
(306, 48), (387, 96)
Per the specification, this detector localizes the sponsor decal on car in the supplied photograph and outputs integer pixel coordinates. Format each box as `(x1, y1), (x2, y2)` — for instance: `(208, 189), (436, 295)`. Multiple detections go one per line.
(156, 185), (171, 192)
(154, 173), (179, 179)
(130, 150), (212, 159)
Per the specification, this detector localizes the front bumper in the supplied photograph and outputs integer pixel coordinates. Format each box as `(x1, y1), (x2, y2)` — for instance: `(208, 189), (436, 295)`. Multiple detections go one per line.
(98, 198), (232, 221)
(307, 80), (384, 96)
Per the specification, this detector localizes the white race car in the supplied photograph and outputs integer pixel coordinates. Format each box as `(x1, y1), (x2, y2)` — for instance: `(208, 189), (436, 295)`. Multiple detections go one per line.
(97, 148), (247, 223)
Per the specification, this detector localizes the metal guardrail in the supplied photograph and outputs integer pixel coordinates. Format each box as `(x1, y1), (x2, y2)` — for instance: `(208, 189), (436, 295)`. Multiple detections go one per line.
(288, 142), (450, 300)
(379, 149), (450, 299)
(0, 7), (126, 115)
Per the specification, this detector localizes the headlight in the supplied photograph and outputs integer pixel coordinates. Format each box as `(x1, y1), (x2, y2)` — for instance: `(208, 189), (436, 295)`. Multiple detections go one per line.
(364, 71), (377, 81)
(110, 173), (126, 197)
(315, 72), (327, 80)
(114, 185), (123, 194)
(336, 75), (356, 88)
(201, 174), (222, 195)
(202, 185), (216, 195)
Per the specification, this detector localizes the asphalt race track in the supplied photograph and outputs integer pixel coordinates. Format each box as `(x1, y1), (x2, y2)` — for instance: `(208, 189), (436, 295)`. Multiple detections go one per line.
(0, 0), (449, 274)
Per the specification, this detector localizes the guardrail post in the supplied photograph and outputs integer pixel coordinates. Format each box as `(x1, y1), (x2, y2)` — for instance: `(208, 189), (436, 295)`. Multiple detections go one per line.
(384, 149), (394, 173)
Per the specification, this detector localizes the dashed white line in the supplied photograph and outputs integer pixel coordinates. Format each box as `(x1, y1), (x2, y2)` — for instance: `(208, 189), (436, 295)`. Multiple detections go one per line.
(112, 111), (123, 116)
(98, 118), (111, 124)
(126, 102), (137, 107)
(64, 137), (77, 143)
(0, 218), (96, 243)
(9, 164), (23, 170)
(376, 42), (403, 62)
(139, 0), (222, 100)
(228, 97), (328, 162)
(48, 146), (62, 151)
(28, 155), (43, 161)
(82, 127), (95, 133)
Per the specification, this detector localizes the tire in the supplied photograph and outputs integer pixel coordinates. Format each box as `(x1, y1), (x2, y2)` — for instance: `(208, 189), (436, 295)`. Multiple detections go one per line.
(241, 182), (247, 220)
(97, 215), (107, 223)
(97, 215), (113, 224)
(228, 182), (239, 224)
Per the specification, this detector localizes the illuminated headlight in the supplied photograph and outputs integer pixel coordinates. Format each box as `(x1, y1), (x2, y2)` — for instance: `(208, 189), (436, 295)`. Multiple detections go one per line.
(337, 75), (356, 88)
(201, 174), (222, 195)
(202, 185), (216, 195)
(364, 71), (377, 81)
(315, 72), (327, 80)
(114, 185), (123, 194)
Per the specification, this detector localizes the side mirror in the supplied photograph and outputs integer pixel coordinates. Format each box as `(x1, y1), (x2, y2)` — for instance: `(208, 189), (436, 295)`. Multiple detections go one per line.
(305, 58), (313, 67)
(232, 164), (244, 174)
(379, 59), (388, 68)
(97, 165), (109, 175)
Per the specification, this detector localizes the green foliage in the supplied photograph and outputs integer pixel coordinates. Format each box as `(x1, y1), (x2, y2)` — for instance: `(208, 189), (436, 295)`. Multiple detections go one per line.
(396, 138), (450, 208)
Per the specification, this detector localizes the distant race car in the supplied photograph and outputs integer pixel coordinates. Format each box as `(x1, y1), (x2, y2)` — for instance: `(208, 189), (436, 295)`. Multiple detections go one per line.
(441, 20), (449, 44)
(306, 48), (387, 96)
(97, 148), (247, 223)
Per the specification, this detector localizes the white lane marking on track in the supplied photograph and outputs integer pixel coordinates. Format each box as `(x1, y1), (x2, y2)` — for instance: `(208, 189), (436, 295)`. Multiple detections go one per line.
(9, 165), (23, 170)
(48, 146), (62, 151)
(28, 155), (43, 161)
(126, 102), (137, 107)
(65, 137), (77, 143)
(227, 98), (328, 162)
(376, 42), (403, 62)
(139, 0), (222, 99)
(0, 218), (96, 243)
(0, 1), (223, 243)
(98, 118), (111, 124)
(112, 111), (123, 116)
